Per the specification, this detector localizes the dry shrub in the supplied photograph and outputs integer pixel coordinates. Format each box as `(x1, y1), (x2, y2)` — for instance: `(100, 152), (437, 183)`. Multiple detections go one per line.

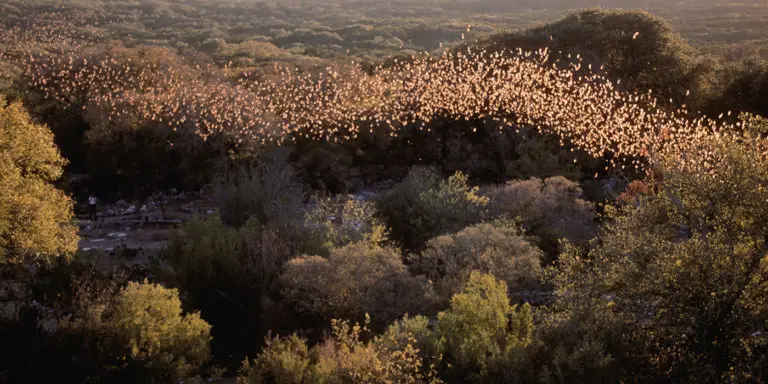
(485, 176), (596, 258)
(280, 242), (438, 327)
(412, 221), (543, 304)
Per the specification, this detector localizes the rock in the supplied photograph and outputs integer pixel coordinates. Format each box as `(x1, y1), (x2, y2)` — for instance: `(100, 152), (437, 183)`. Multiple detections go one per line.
(38, 316), (58, 333)
(353, 189), (377, 201)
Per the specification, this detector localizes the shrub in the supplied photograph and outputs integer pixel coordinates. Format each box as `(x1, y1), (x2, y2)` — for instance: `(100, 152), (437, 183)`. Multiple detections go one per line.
(294, 144), (355, 193)
(238, 333), (311, 384)
(214, 149), (304, 228)
(376, 167), (488, 251)
(239, 316), (442, 384)
(436, 272), (533, 381)
(380, 272), (535, 382)
(379, 314), (442, 371)
(87, 280), (212, 381)
(484, 176), (596, 258)
(280, 242), (437, 327)
(162, 214), (320, 368)
(516, 305), (622, 384)
(0, 256), (142, 383)
(304, 194), (389, 249)
(412, 221), (543, 304)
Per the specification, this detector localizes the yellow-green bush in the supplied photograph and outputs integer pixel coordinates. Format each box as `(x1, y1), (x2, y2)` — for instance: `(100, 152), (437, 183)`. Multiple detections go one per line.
(239, 316), (442, 384)
(86, 280), (212, 380)
(436, 272), (533, 380)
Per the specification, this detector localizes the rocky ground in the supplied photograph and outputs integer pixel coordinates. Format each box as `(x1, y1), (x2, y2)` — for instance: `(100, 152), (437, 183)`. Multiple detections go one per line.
(76, 189), (217, 256)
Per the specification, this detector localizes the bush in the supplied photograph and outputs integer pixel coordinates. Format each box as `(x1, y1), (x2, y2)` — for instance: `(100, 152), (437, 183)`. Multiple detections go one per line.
(162, 214), (320, 368)
(381, 272), (535, 382)
(304, 194), (389, 249)
(516, 305), (623, 384)
(436, 272), (533, 381)
(294, 143), (355, 193)
(239, 316), (442, 384)
(379, 314), (442, 370)
(214, 149), (304, 228)
(280, 242), (437, 327)
(376, 167), (488, 251)
(484, 176), (596, 258)
(0, 96), (78, 262)
(239, 333), (311, 384)
(412, 221), (543, 304)
(87, 280), (212, 381)
(0, 256), (142, 383)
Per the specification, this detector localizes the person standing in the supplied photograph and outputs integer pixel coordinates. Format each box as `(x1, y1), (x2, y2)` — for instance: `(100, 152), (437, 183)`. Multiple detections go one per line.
(88, 195), (98, 221)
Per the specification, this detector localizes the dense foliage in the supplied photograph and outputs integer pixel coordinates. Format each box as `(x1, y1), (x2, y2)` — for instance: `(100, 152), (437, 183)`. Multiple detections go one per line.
(0, 96), (78, 262)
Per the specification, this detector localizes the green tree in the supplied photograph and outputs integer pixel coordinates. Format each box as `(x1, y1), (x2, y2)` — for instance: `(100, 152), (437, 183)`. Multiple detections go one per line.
(162, 213), (320, 368)
(481, 9), (710, 108)
(383, 272), (535, 382)
(214, 149), (304, 228)
(436, 272), (533, 381)
(0, 96), (78, 262)
(550, 139), (768, 381)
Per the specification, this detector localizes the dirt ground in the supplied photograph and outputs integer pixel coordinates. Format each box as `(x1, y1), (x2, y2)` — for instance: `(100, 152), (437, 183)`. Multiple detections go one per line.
(76, 191), (217, 254)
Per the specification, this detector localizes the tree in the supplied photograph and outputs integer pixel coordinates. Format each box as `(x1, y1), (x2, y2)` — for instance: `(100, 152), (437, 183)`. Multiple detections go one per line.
(549, 138), (768, 381)
(411, 221), (543, 304)
(214, 149), (304, 228)
(88, 280), (212, 381)
(0, 96), (77, 262)
(162, 213), (321, 368)
(436, 272), (533, 381)
(708, 58), (768, 117)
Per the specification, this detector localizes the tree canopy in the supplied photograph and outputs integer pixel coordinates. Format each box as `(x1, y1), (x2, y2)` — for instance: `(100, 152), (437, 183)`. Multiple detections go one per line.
(0, 96), (77, 262)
